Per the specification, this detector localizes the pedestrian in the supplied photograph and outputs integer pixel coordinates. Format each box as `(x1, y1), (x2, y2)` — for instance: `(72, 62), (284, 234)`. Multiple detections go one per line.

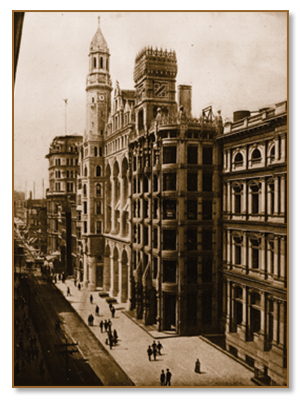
(195, 358), (201, 374)
(90, 294), (93, 304)
(152, 340), (157, 352)
(90, 314), (94, 326)
(95, 305), (99, 316)
(160, 370), (166, 386)
(109, 334), (113, 350)
(99, 320), (104, 333)
(109, 303), (113, 311)
(166, 369), (172, 386)
(78, 283), (81, 290)
(74, 278), (77, 287)
(157, 341), (163, 355)
(104, 320), (108, 332)
(113, 329), (118, 343)
(67, 287), (70, 296)
(108, 319), (112, 333)
(153, 347), (157, 361)
(111, 306), (115, 318)
(147, 345), (153, 361)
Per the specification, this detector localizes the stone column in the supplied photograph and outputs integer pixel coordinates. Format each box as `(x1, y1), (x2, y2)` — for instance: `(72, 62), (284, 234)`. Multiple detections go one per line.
(241, 285), (247, 339)
(272, 300), (279, 345)
(274, 176), (279, 214)
(267, 240), (272, 276)
(278, 301), (286, 348)
(260, 292), (266, 337)
(275, 137), (279, 161)
(243, 233), (248, 273)
(227, 230), (231, 268)
(223, 184), (227, 212)
(223, 152), (227, 170)
(226, 281), (232, 332)
(103, 253), (111, 292)
(231, 284), (236, 331)
(227, 182), (231, 214)
(274, 236), (279, 278)
(109, 254), (114, 297)
(260, 235), (265, 275)
(88, 257), (96, 291)
(281, 136), (286, 161)
(223, 230), (227, 263)
(242, 181), (247, 214)
(111, 177), (116, 232)
(280, 237), (286, 280)
(260, 179), (265, 214)
(280, 174), (286, 215)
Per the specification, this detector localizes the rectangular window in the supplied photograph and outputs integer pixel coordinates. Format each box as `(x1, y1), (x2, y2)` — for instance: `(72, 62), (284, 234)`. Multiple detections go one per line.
(163, 260), (177, 283)
(153, 175), (158, 192)
(96, 221), (102, 234)
(153, 199), (158, 219)
(203, 147), (213, 165)
(187, 259), (198, 284)
(55, 182), (60, 192)
(163, 173), (177, 191)
(187, 200), (197, 220)
(187, 229), (198, 250)
(203, 172), (213, 192)
(202, 229), (212, 250)
(84, 221), (87, 233)
(163, 146), (177, 164)
(187, 173), (198, 191)
(187, 147), (198, 164)
(202, 200), (212, 220)
(163, 230), (177, 250)
(83, 202), (87, 214)
(144, 226), (149, 246)
(202, 255), (213, 282)
(163, 200), (176, 219)
(235, 245), (241, 265)
(153, 228), (158, 248)
(252, 248), (259, 269)
(143, 177), (149, 192)
(67, 182), (73, 192)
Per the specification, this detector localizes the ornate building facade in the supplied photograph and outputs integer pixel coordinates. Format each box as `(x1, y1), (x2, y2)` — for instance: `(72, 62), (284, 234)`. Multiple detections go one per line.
(217, 102), (287, 385)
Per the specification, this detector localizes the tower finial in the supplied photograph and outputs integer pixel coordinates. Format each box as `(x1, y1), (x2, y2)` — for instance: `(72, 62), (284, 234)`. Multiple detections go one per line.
(98, 16), (100, 28)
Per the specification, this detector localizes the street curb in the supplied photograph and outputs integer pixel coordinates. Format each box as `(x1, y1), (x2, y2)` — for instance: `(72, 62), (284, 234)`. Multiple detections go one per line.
(199, 336), (255, 375)
(54, 283), (135, 387)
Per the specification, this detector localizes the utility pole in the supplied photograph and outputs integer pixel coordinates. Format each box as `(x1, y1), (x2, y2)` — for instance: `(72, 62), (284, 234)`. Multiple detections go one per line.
(58, 338), (78, 382)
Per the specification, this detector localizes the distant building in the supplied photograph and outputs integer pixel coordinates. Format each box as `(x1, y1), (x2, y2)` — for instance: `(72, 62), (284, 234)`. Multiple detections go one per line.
(24, 198), (47, 254)
(14, 190), (26, 220)
(217, 102), (287, 385)
(46, 135), (82, 275)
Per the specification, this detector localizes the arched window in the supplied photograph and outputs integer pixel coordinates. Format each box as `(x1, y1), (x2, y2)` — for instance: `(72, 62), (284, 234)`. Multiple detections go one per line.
(233, 185), (242, 213)
(106, 59), (108, 70)
(83, 184), (87, 196)
(99, 147), (102, 157)
(96, 184), (101, 197)
(234, 152), (243, 166)
(252, 149), (261, 163)
(96, 165), (101, 177)
(270, 146), (275, 161)
(250, 183), (260, 214)
(84, 166), (88, 177)
(94, 147), (98, 157)
(93, 57), (97, 68)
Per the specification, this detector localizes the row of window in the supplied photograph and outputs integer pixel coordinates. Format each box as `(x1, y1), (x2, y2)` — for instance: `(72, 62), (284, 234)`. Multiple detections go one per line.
(54, 158), (78, 166)
(132, 199), (213, 220)
(82, 183), (103, 197)
(83, 165), (102, 177)
(83, 201), (102, 215)
(162, 146), (213, 165)
(93, 56), (108, 70)
(54, 182), (74, 192)
(82, 220), (102, 235)
(132, 226), (213, 251)
(55, 170), (78, 179)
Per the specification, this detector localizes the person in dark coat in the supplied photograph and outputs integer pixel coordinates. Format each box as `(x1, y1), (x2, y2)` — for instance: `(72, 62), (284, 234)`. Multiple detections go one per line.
(160, 370), (166, 386)
(147, 346), (153, 361)
(195, 358), (201, 374)
(67, 287), (70, 296)
(104, 320), (108, 332)
(99, 320), (104, 333)
(90, 294), (93, 304)
(113, 329), (118, 344)
(109, 303), (113, 311)
(166, 369), (172, 386)
(111, 306), (116, 318)
(152, 340), (157, 353)
(108, 333), (113, 350)
(108, 319), (112, 333)
(74, 278), (77, 286)
(95, 305), (99, 316)
(153, 347), (157, 361)
(78, 283), (81, 290)
(157, 341), (163, 355)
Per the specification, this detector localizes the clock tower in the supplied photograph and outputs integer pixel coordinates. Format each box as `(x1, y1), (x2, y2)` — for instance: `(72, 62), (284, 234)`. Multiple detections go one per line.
(82, 17), (112, 290)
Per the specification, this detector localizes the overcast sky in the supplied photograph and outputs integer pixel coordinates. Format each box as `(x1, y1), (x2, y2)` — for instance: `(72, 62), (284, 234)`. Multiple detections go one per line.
(14, 11), (287, 198)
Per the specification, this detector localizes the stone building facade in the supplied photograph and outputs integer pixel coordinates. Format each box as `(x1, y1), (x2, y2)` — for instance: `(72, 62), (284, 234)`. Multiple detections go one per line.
(217, 102), (287, 385)
(46, 134), (82, 275)
(24, 198), (47, 254)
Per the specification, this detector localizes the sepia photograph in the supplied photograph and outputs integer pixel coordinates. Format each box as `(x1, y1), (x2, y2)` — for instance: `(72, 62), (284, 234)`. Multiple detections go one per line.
(13, 10), (288, 388)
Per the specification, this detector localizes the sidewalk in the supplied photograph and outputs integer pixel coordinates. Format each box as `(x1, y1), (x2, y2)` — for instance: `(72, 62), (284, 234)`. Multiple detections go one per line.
(55, 279), (256, 387)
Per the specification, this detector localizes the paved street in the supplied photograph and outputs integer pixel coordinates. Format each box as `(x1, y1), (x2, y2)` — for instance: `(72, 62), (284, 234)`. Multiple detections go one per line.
(56, 279), (256, 387)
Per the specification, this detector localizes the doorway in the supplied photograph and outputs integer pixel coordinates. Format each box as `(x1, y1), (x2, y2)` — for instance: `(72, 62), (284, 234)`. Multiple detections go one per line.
(164, 293), (176, 331)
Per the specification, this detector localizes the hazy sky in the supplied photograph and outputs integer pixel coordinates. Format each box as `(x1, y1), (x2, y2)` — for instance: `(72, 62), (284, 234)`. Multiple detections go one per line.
(14, 11), (287, 198)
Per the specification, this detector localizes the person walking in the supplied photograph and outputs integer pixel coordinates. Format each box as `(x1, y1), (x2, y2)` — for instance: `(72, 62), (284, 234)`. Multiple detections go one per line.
(104, 320), (108, 332)
(153, 347), (157, 361)
(147, 346), (153, 361)
(111, 306), (116, 318)
(67, 287), (70, 296)
(108, 319), (112, 333)
(160, 370), (166, 386)
(152, 340), (157, 353)
(113, 329), (118, 344)
(99, 320), (104, 333)
(74, 278), (77, 287)
(95, 305), (99, 316)
(90, 294), (93, 304)
(195, 358), (201, 374)
(78, 283), (81, 290)
(166, 369), (172, 386)
(109, 303), (113, 311)
(108, 333), (113, 350)
(157, 341), (163, 355)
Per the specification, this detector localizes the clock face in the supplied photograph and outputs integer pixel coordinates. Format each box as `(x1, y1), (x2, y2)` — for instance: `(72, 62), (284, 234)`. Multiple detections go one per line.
(99, 94), (105, 101)
(154, 82), (167, 97)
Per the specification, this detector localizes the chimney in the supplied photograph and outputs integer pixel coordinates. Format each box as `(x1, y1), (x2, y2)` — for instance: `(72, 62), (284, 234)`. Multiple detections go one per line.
(177, 85), (192, 118)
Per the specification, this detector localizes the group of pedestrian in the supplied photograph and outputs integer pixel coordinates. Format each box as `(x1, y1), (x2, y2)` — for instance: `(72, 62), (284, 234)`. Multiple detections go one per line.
(99, 319), (112, 333)
(160, 369), (172, 386)
(109, 303), (116, 318)
(147, 340), (163, 361)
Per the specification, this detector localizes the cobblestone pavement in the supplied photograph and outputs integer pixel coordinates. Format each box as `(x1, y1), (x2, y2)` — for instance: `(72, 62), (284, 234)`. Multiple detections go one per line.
(56, 279), (256, 387)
